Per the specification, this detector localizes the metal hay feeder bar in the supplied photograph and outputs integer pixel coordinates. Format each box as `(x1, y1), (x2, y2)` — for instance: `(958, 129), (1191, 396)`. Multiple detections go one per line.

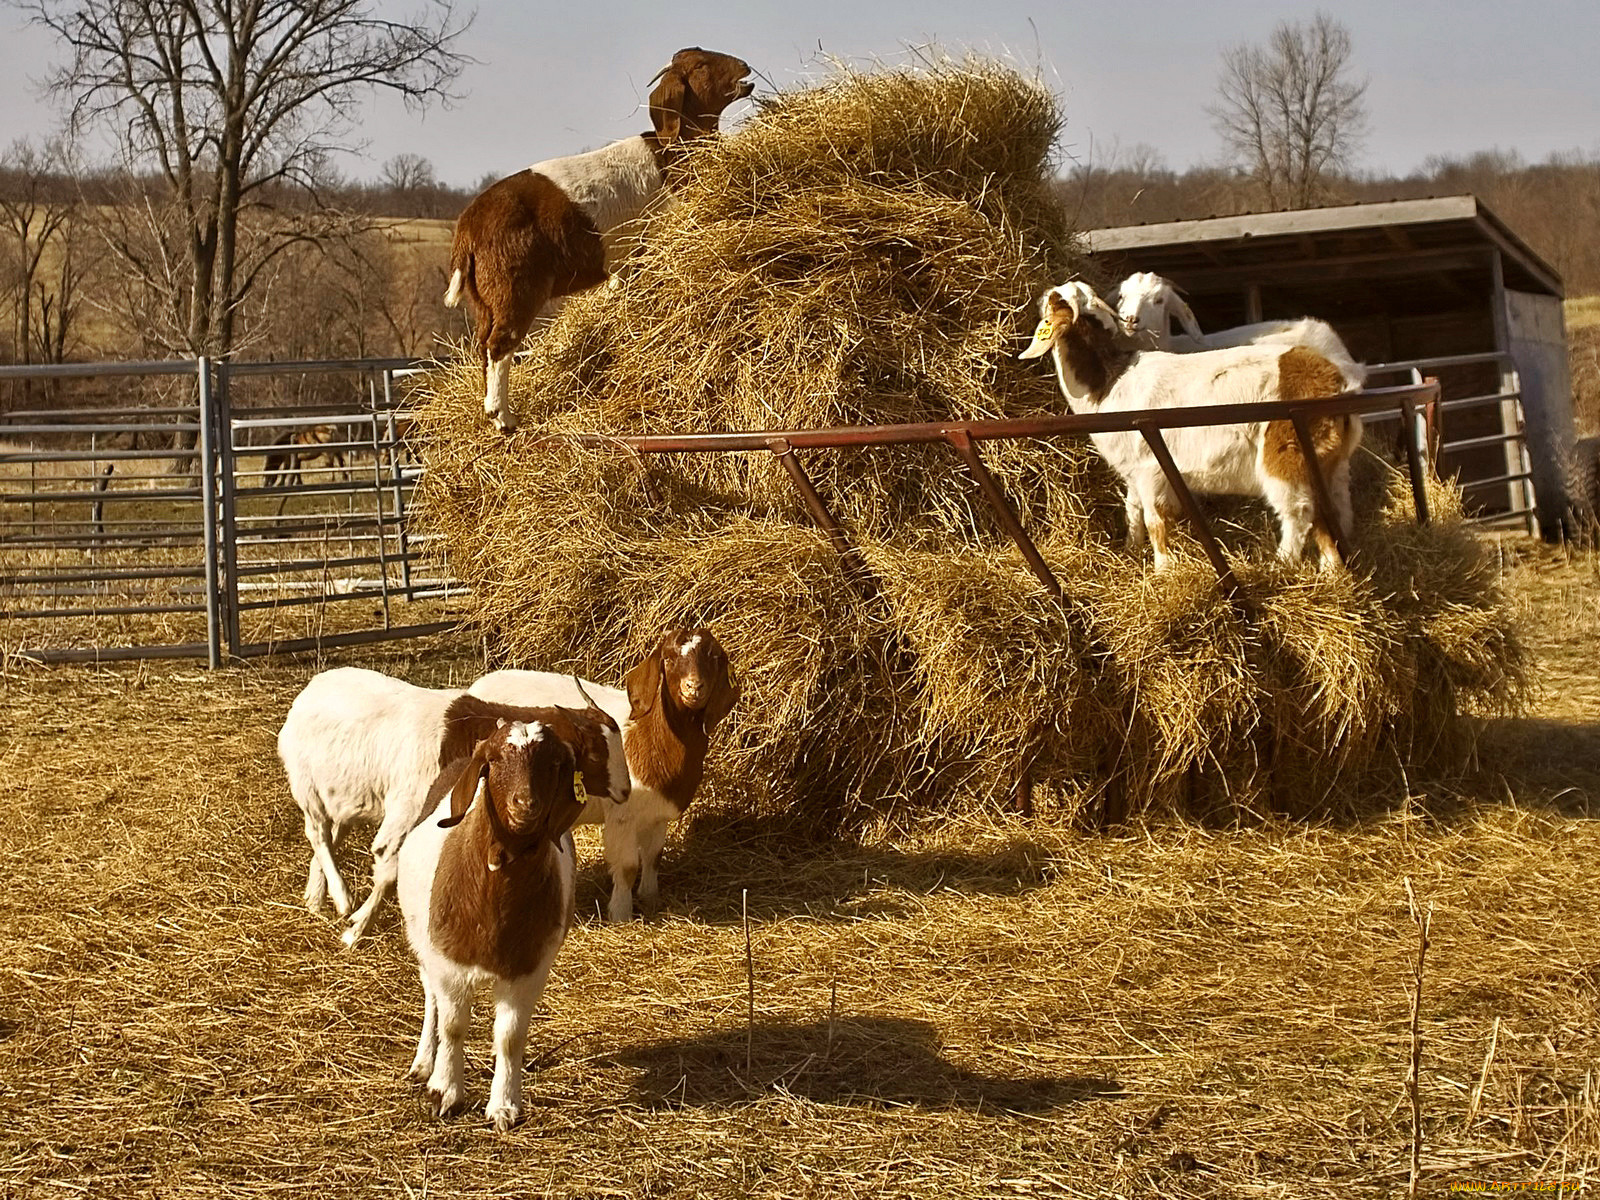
(550, 380), (1443, 607)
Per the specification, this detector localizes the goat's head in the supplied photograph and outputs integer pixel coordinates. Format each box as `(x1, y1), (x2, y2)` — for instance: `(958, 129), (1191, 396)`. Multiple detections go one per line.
(440, 720), (580, 869)
(1113, 271), (1201, 345)
(560, 686), (632, 807)
(625, 627), (739, 734)
(1018, 280), (1120, 359)
(649, 48), (754, 145)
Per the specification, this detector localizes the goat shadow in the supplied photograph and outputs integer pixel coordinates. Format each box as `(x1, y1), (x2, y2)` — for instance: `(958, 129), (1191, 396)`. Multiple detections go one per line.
(601, 1015), (1122, 1115)
(569, 811), (1060, 927)
(1475, 716), (1600, 808)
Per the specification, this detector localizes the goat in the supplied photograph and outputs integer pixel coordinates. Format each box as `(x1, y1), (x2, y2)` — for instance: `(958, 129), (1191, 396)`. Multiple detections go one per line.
(469, 627), (739, 921)
(399, 717), (600, 1129)
(1108, 271), (1366, 390)
(1020, 280), (1362, 571)
(277, 667), (626, 947)
(262, 425), (348, 488)
(444, 47), (754, 432)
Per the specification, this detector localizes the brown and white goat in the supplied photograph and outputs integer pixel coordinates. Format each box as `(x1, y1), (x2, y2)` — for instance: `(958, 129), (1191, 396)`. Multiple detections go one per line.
(279, 666), (626, 949)
(444, 47), (754, 432)
(398, 716), (602, 1130)
(1020, 280), (1362, 570)
(468, 627), (739, 921)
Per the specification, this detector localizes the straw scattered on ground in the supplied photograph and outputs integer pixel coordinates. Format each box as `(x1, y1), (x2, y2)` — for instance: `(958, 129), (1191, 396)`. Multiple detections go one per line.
(0, 547), (1595, 1198)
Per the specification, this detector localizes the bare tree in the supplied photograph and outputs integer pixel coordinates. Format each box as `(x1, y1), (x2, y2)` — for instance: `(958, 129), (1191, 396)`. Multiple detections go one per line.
(379, 152), (448, 217)
(381, 153), (438, 194)
(1210, 12), (1367, 210)
(18, 0), (470, 365)
(0, 140), (75, 367)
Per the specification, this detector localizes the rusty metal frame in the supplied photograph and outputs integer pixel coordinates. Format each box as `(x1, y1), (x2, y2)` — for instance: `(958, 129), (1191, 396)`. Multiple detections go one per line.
(545, 380), (1441, 604)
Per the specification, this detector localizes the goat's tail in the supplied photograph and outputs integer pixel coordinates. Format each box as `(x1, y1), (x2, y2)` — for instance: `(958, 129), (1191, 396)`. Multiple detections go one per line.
(444, 263), (467, 308)
(444, 232), (473, 308)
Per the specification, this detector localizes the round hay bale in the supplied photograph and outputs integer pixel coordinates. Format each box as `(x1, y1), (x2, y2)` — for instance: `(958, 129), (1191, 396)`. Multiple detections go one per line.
(413, 58), (1528, 833)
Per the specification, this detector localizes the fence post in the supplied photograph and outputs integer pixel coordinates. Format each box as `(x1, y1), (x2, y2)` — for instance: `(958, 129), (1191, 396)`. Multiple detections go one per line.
(382, 368), (415, 599)
(215, 360), (243, 658)
(197, 356), (223, 669)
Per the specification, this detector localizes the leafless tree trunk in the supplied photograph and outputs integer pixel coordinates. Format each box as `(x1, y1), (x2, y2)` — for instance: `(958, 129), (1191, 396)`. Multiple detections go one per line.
(0, 139), (83, 407)
(1210, 12), (1367, 211)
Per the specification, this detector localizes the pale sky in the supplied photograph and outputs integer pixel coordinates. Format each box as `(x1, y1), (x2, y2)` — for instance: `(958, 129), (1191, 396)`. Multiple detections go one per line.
(2, 1), (1598, 190)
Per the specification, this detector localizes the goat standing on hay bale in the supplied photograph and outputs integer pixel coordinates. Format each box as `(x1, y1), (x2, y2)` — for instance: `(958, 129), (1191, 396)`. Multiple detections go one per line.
(470, 627), (739, 922)
(1107, 271), (1367, 391)
(400, 716), (607, 1129)
(1020, 280), (1362, 571)
(444, 47), (754, 432)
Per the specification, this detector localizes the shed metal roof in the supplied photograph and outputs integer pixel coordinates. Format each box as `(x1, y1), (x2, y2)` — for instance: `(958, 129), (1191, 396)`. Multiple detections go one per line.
(1082, 195), (1562, 298)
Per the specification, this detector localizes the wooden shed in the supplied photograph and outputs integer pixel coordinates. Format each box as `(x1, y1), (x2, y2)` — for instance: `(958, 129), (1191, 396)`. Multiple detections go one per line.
(1083, 196), (1575, 537)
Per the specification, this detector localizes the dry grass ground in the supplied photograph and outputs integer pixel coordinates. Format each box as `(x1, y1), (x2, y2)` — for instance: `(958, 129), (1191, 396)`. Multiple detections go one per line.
(0, 543), (1596, 1197)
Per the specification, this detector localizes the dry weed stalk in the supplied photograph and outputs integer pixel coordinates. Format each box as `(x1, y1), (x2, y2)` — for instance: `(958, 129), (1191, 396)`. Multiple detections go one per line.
(1405, 875), (1434, 1199)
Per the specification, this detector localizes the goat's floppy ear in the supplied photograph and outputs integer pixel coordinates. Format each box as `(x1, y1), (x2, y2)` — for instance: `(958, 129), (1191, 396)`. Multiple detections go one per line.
(568, 712), (611, 800)
(439, 741), (491, 829)
(701, 662), (740, 736)
(624, 646), (664, 719)
(649, 67), (687, 144)
(1170, 294), (1203, 340)
(1020, 294), (1071, 360)
(521, 736), (579, 847)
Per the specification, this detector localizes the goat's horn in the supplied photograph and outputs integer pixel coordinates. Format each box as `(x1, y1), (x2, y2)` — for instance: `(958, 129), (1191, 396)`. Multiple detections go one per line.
(572, 675), (601, 710)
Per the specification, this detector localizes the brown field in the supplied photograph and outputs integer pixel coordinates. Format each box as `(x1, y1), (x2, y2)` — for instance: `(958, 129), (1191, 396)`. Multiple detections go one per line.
(1570, 310), (1600, 438)
(0, 538), (1596, 1197)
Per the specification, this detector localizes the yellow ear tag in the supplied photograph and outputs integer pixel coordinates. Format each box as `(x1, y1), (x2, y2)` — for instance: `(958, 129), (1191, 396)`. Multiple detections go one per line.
(1031, 319), (1054, 346)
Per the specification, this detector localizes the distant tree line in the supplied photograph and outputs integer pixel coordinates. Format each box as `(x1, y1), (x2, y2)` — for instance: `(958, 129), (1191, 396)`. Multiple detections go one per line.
(1058, 146), (1600, 296)
(0, 144), (476, 379)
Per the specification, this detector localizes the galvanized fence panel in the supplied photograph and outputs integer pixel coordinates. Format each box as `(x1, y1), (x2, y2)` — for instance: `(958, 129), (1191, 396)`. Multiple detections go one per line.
(1363, 351), (1537, 533)
(0, 357), (463, 666)
(0, 360), (221, 663)
(0, 350), (1543, 667)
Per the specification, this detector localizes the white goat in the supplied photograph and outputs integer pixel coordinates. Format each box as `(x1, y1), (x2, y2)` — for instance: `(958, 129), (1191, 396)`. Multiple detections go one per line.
(278, 668), (464, 925)
(400, 716), (597, 1130)
(277, 667), (627, 947)
(469, 627), (739, 922)
(1108, 271), (1366, 389)
(1020, 280), (1362, 570)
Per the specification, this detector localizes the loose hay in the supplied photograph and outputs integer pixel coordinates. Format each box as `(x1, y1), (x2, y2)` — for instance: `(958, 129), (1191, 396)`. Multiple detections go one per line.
(412, 58), (1528, 832)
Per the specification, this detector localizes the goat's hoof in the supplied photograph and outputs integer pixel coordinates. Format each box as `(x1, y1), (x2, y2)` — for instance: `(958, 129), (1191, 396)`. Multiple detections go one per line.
(338, 924), (363, 949)
(488, 1102), (523, 1132)
(407, 1060), (433, 1085)
(428, 1087), (465, 1119)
